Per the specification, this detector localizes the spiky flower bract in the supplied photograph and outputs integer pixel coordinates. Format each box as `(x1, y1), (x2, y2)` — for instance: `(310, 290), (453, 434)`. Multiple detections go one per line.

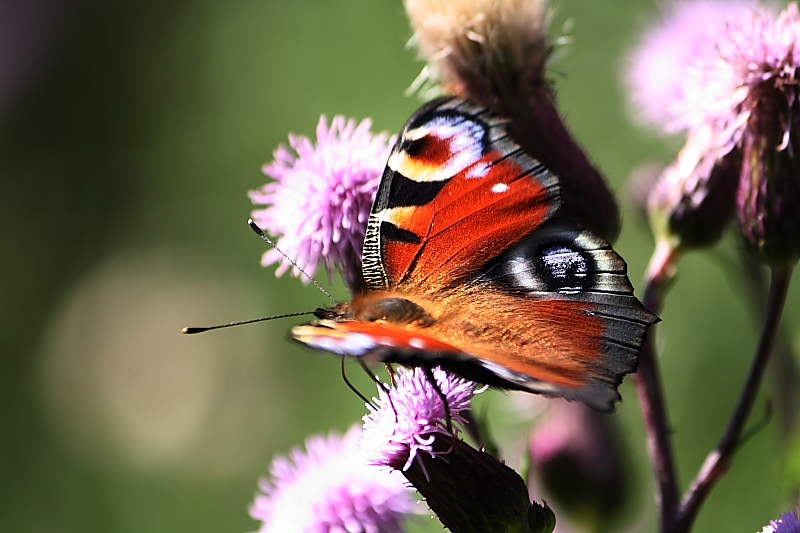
(250, 426), (418, 533)
(249, 116), (394, 287)
(361, 367), (481, 470)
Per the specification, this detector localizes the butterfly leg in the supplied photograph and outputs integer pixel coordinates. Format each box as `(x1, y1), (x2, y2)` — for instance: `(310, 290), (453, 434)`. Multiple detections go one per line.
(422, 366), (453, 434)
(358, 359), (399, 423)
(340, 357), (375, 408)
(385, 363), (397, 387)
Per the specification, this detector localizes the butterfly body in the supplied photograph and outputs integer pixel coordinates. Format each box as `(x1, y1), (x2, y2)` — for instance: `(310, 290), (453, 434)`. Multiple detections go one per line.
(293, 98), (657, 411)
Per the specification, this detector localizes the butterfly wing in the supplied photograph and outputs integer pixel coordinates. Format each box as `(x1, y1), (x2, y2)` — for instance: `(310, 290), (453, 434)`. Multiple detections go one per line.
(294, 98), (656, 410)
(294, 221), (655, 410)
(361, 97), (560, 292)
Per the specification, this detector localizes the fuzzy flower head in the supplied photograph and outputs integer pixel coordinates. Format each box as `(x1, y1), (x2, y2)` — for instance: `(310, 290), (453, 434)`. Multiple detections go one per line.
(405, 0), (551, 102)
(625, 0), (759, 134)
(361, 367), (482, 470)
(628, 2), (800, 262)
(759, 509), (800, 533)
(250, 425), (419, 533)
(249, 116), (394, 287)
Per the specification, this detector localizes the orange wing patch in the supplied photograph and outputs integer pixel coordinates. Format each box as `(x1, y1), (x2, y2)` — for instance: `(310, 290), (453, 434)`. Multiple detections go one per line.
(381, 148), (556, 289)
(293, 285), (635, 409)
(361, 98), (559, 291)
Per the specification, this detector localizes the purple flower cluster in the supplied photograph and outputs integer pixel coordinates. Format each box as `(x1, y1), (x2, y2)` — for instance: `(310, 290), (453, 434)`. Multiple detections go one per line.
(627, 1), (799, 150)
(626, 0), (759, 134)
(249, 116), (394, 286)
(250, 426), (418, 533)
(361, 367), (483, 470)
(627, 1), (800, 262)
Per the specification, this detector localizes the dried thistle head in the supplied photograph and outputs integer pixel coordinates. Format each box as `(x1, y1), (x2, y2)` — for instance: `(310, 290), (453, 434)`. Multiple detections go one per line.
(405, 0), (551, 105)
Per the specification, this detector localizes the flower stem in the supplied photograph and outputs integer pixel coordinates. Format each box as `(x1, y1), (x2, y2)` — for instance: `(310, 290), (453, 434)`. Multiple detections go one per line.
(677, 264), (794, 530)
(738, 251), (800, 438)
(636, 240), (681, 532)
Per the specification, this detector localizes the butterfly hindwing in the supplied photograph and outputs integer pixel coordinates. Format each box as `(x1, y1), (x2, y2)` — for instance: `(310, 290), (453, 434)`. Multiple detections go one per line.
(361, 98), (560, 291)
(294, 220), (655, 410)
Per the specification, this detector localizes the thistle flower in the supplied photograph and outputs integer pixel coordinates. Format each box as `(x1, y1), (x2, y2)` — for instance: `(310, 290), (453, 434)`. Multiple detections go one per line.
(758, 509), (800, 533)
(646, 125), (740, 250)
(628, 2), (800, 261)
(723, 4), (800, 264)
(360, 367), (481, 470)
(249, 116), (394, 287)
(625, 0), (759, 134)
(360, 367), (554, 532)
(624, 0), (756, 251)
(250, 426), (418, 533)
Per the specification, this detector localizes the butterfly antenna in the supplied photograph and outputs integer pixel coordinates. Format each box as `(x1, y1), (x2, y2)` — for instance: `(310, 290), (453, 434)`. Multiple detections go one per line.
(385, 362), (398, 387)
(247, 219), (336, 305)
(341, 358), (375, 408)
(182, 310), (315, 334)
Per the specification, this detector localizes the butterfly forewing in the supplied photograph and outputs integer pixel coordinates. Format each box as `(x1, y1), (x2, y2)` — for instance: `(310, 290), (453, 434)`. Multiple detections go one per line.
(361, 98), (560, 292)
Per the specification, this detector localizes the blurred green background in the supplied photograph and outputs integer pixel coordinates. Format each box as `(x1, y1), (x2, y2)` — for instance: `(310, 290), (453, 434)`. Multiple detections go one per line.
(3, 1), (799, 532)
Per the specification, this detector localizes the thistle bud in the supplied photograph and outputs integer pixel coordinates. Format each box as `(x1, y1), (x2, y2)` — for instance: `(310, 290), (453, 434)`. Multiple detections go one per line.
(528, 401), (628, 529)
(404, 437), (556, 533)
(361, 367), (554, 532)
(647, 126), (739, 250)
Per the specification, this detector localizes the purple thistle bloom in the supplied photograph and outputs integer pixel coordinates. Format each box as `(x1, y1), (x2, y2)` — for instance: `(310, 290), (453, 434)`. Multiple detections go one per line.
(628, 2), (800, 261)
(361, 367), (483, 470)
(250, 425), (419, 533)
(625, 0), (759, 134)
(249, 116), (394, 287)
(713, 3), (800, 263)
(759, 509), (800, 533)
(697, 3), (799, 152)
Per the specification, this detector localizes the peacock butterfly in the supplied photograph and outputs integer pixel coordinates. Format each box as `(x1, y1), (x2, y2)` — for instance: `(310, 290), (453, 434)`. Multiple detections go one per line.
(288, 97), (657, 411)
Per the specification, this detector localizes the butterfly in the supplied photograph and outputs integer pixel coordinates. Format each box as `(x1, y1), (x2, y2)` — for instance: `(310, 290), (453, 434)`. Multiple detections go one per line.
(290, 97), (657, 411)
